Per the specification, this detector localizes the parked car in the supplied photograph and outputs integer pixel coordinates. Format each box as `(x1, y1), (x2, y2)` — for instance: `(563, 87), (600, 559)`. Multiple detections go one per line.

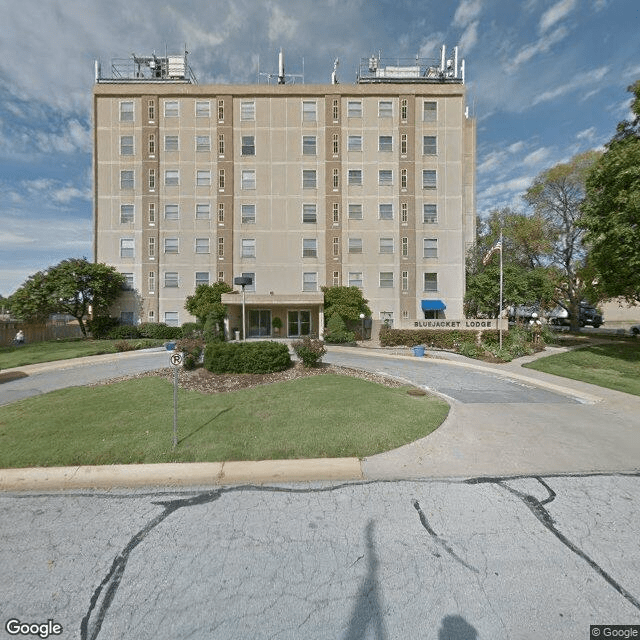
(630, 324), (640, 336)
(548, 303), (603, 328)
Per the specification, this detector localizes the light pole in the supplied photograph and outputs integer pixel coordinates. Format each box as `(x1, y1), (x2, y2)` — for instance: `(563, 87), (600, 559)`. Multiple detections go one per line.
(359, 313), (365, 341)
(234, 276), (253, 341)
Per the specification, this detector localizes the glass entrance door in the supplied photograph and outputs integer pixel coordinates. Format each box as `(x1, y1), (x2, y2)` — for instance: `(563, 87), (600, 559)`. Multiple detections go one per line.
(288, 310), (311, 337)
(248, 310), (271, 338)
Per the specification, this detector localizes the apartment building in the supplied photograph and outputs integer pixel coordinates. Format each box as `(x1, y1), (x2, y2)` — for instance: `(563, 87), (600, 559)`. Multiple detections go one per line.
(93, 50), (475, 338)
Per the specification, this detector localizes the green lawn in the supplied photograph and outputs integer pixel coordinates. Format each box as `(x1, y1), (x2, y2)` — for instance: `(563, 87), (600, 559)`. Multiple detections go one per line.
(0, 339), (163, 370)
(523, 342), (640, 396)
(0, 374), (450, 468)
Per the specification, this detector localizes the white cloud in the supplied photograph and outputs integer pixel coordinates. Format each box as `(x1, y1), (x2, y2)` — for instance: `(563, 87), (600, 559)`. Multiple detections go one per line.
(508, 26), (568, 71)
(576, 127), (597, 141)
(268, 3), (299, 43)
(454, 0), (482, 28)
(479, 176), (533, 199)
(458, 21), (479, 54)
(522, 146), (553, 166)
(539, 0), (577, 33)
(52, 186), (92, 204)
(531, 65), (609, 106)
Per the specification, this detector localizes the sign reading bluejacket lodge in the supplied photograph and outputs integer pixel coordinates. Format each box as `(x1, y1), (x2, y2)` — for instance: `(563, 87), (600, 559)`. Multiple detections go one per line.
(404, 318), (507, 331)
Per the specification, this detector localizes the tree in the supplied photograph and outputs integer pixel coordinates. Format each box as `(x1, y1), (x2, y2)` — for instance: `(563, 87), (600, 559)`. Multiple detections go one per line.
(321, 286), (372, 322)
(10, 258), (126, 337)
(523, 151), (601, 330)
(184, 282), (233, 324)
(581, 80), (640, 304)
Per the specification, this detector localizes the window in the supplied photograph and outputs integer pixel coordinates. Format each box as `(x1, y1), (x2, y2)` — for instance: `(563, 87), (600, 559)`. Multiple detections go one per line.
(348, 100), (362, 118)
(195, 271), (210, 287)
(379, 203), (394, 220)
(302, 204), (317, 224)
(401, 168), (408, 189)
(333, 203), (340, 224)
(165, 170), (179, 186)
(401, 133), (408, 155)
(401, 202), (408, 223)
(217, 237), (224, 257)
(148, 100), (155, 121)
(423, 170), (437, 189)
(402, 271), (409, 291)
(379, 136), (393, 152)
(120, 170), (134, 189)
(241, 170), (256, 190)
(164, 311), (179, 326)
(240, 101), (255, 121)
(217, 271), (225, 282)
(164, 101), (179, 118)
(196, 135), (211, 152)
(302, 238), (317, 258)
(333, 237), (340, 256)
(195, 238), (210, 254)
(148, 271), (155, 293)
(120, 238), (134, 258)
(378, 170), (393, 186)
(218, 99), (224, 121)
(348, 169), (362, 186)
(332, 99), (339, 121)
(165, 204), (179, 220)
(241, 135), (255, 156)
(423, 101), (437, 122)
(148, 134), (155, 155)
(333, 168), (339, 189)
(218, 203), (225, 223)
(348, 204), (363, 220)
(349, 272), (363, 288)
(196, 100), (210, 117)
(120, 101), (134, 122)
(122, 273), (134, 290)
(148, 203), (156, 223)
(120, 204), (134, 223)
(241, 238), (256, 258)
(378, 100), (393, 118)
(402, 237), (408, 257)
(401, 98), (408, 121)
(423, 238), (438, 258)
(303, 170), (317, 189)
(333, 271), (340, 286)
(148, 237), (156, 258)
(379, 272), (394, 288)
(423, 135), (437, 155)
(148, 169), (155, 190)
(196, 170), (211, 186)
(120, 135), (134, 156)
(423, 204), (438, 224)
(164, 135), (179, 151)
(302, 135), (317, 155)
(164, 238), (179, 254)
(424, 272), (438, 291)
(241, 204), (256, 224)
(348, 238), (363, 253)
(218, 169), (225, 190)
(302, 100), (316, 122)
(379, 238), (394, 254)
(196, 203), (210, 219)
(347, 135), (362, 152)
(303, 272), (318, 291)
(332, 133), (339, 155)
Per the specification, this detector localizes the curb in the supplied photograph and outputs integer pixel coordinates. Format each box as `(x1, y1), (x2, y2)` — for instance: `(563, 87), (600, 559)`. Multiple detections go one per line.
(0, 458), (364, 492)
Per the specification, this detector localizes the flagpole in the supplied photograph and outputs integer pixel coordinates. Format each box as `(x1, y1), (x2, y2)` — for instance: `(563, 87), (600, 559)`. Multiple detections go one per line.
(499, 229), (503, 349)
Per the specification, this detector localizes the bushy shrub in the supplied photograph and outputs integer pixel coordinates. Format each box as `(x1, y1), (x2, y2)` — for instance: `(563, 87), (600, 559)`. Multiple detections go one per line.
(175, 337), (205, 370)
(458, 342), (483, 359)
(114, 339), (136, 352)
(181, 322), (203, 339)
(204, 341), (291, 374)
(108, 325), (142, 339)
(323, 313), (356, 344)
(204, 304), (226, 343)
(88, 316), (119, 339)
(292, 337), (326, 368)
(138, 322), (182, 340)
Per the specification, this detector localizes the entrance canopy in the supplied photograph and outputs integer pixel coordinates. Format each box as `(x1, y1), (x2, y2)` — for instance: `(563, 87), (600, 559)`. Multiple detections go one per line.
(421, 299), (446, 311)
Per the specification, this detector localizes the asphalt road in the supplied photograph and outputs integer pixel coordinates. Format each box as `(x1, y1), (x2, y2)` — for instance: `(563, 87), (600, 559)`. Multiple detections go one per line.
(1, 475), (639, 639)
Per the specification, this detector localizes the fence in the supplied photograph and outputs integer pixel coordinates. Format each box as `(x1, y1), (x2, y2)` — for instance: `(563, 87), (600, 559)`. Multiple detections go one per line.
(0, 322), (84, 347)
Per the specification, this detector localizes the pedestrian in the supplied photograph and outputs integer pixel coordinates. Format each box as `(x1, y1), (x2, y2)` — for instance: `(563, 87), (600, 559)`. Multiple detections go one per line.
(14, 330), (25, 346)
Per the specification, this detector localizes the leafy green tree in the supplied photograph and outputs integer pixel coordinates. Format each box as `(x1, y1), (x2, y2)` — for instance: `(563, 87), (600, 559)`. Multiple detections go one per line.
(10, 258), (126, 336)
(203, 302), (227, 342)
(523, 151), (601, 330)
(321, 286), (371, 322)
(581, 80), (640, 304)
(184, 282), (233, 324)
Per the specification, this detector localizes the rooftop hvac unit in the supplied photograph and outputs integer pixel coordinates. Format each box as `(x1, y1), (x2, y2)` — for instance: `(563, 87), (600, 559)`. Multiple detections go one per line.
(167, 56), (186, 79)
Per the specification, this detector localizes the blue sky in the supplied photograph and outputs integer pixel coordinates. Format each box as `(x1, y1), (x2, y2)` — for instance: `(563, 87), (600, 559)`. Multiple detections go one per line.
(1, 0), (639, 296)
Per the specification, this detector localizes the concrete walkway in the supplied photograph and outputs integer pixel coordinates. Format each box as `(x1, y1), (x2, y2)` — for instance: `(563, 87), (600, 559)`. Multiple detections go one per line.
(1, 344), (639, 490)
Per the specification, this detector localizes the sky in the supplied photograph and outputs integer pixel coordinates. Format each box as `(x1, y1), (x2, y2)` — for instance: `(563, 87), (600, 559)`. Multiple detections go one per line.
(1, 0), (639, 296)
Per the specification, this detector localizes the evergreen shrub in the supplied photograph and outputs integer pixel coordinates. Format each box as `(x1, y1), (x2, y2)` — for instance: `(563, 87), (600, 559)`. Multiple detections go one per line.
(323, 313), (356, 343)
(292, 337), (327, 367)
(204, 341), (291, 374)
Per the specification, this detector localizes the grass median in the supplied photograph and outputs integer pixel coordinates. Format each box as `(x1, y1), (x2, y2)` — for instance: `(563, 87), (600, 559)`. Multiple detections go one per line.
(523, 341), (640, 396)
(0, 374), (449, 468)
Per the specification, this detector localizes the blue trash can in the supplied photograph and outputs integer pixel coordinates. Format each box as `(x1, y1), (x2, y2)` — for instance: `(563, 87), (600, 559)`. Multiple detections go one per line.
(412, 346), (425, 357)
(165, 342), (176, 351)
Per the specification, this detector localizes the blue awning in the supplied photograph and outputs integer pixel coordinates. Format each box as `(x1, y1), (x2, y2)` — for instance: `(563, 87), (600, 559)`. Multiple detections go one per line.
(421, 299), (446, 311)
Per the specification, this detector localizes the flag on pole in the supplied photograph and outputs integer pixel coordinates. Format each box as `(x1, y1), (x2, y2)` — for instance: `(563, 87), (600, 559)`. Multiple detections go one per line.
(482, 240), (502, 265)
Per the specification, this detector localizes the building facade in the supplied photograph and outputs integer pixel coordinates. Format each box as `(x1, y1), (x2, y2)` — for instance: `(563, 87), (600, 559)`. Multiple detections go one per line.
(93, 52), (475, 338)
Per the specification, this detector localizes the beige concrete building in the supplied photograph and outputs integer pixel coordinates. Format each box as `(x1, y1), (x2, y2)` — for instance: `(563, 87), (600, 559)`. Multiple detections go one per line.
(93, 51), (475, 338)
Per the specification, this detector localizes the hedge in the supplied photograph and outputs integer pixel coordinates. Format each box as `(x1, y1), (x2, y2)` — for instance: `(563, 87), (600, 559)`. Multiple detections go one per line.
(379, 326), (501, 350)
(204, 341), (291, 374)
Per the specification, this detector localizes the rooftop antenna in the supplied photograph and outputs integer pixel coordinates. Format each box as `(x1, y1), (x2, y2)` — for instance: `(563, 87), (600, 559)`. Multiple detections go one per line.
(278, 48), (285, 84)
(331, 57), (339, 84)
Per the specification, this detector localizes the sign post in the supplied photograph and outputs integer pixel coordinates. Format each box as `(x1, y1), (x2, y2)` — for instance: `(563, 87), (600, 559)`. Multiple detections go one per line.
(170, 351), (183, 449)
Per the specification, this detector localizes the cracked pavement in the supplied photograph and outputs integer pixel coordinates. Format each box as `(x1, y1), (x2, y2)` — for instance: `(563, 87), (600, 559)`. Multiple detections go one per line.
(2, 475), (639, 639)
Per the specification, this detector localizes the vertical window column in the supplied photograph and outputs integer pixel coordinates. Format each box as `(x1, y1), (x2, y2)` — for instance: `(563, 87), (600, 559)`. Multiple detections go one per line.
(325, 93), (342, 289)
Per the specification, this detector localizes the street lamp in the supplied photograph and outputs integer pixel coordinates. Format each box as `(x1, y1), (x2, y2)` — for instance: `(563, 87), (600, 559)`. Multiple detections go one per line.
(359, 313), (365, 341)
(233, 276), (253, 341)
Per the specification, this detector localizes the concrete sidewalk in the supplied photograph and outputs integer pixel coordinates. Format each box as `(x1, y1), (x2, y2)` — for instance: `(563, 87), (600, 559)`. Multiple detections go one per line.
(1, 344), (639, 491)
